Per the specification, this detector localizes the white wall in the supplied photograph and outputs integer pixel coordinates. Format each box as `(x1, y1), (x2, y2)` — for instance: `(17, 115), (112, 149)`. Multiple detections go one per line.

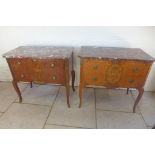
(0, 26), (155, 91)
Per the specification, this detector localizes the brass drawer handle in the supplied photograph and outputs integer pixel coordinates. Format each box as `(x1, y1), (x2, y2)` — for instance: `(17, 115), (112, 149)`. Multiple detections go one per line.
(17, 61), (21, 65)
(51, 63), (55, 68)
(132, 68), (139, 73)
(93, 65), (98, 70)
(92, 77), (97, 81)
(33, 59), (37, 62)
(21, 74), (24, 78)
(129, 79), (135, 84)
(52, 76), (56, 80)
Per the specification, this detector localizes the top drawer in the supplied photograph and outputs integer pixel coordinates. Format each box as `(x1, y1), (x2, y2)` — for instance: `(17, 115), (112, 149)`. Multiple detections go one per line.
(29, 59), (65, 73)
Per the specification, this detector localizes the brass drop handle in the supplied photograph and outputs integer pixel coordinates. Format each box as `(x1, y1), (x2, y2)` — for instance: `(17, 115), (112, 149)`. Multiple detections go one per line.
(132, 68), (139, 73)
(92, 77), (97, 81)
(93, 65), (98, 70)
(33, 59), (37, 62)
(129, 79), (134, 84)
(21, 74), (24, 78)
(51, 63), (55, 68)
(17, 61), (21, 65)
(52, 76), (56, 80)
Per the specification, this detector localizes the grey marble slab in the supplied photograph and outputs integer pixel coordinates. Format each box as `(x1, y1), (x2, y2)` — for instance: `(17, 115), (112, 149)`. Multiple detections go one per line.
(79, 46), (155, 61)
(3, 46), (73, 59)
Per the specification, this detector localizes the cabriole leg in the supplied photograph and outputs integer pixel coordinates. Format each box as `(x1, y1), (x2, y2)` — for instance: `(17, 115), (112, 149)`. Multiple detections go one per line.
(30, 82), (33, 88)
(71, 70), (75, 92)
(127, 88), (129, 95)
(133, 88), (144, 113)
(12, 80), (22, 103)
(79, 84), (83, 108)
(66, 83), (70, 108)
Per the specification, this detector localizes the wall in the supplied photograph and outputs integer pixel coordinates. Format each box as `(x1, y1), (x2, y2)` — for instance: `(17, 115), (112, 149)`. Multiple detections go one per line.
(0, 26), (155, 91)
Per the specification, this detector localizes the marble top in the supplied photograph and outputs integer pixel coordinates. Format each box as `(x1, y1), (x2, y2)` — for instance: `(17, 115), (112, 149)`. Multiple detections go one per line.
(79, 46), (155, 61)
(3, 46), (73, 59)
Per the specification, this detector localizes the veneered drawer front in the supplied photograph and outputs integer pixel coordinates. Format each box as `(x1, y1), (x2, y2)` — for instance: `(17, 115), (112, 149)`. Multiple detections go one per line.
(29, 59), (65, 83)
(83, 59), (114, 86)
(8, 58), (66, 84)
(83, 60), (122, 87)
(82, 59), (151, 88)
(8, 58), (32, 81)
(121, 61), (151, 88)
(122, 61), (150, 77)
(30, 59), (65, 72)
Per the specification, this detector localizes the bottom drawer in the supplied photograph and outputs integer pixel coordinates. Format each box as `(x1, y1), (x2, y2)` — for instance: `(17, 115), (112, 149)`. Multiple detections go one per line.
(34, 70), (65, 84)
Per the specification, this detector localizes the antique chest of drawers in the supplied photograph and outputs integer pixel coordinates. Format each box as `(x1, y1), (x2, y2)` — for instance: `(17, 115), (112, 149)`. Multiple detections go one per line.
(79, 46), (154, 112)
(3, 46), (75, 107)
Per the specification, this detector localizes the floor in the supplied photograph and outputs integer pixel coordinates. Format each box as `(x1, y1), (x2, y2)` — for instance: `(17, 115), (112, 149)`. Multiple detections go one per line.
(0, 82), (155, 129)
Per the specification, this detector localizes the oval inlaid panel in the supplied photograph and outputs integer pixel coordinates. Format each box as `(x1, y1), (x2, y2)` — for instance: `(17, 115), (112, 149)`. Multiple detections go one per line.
(105, 64), (122, 85)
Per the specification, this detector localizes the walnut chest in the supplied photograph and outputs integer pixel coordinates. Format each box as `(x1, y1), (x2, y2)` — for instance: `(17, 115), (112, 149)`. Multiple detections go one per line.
(79, 46), (154, 112)
(3, 46), (75, 107)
